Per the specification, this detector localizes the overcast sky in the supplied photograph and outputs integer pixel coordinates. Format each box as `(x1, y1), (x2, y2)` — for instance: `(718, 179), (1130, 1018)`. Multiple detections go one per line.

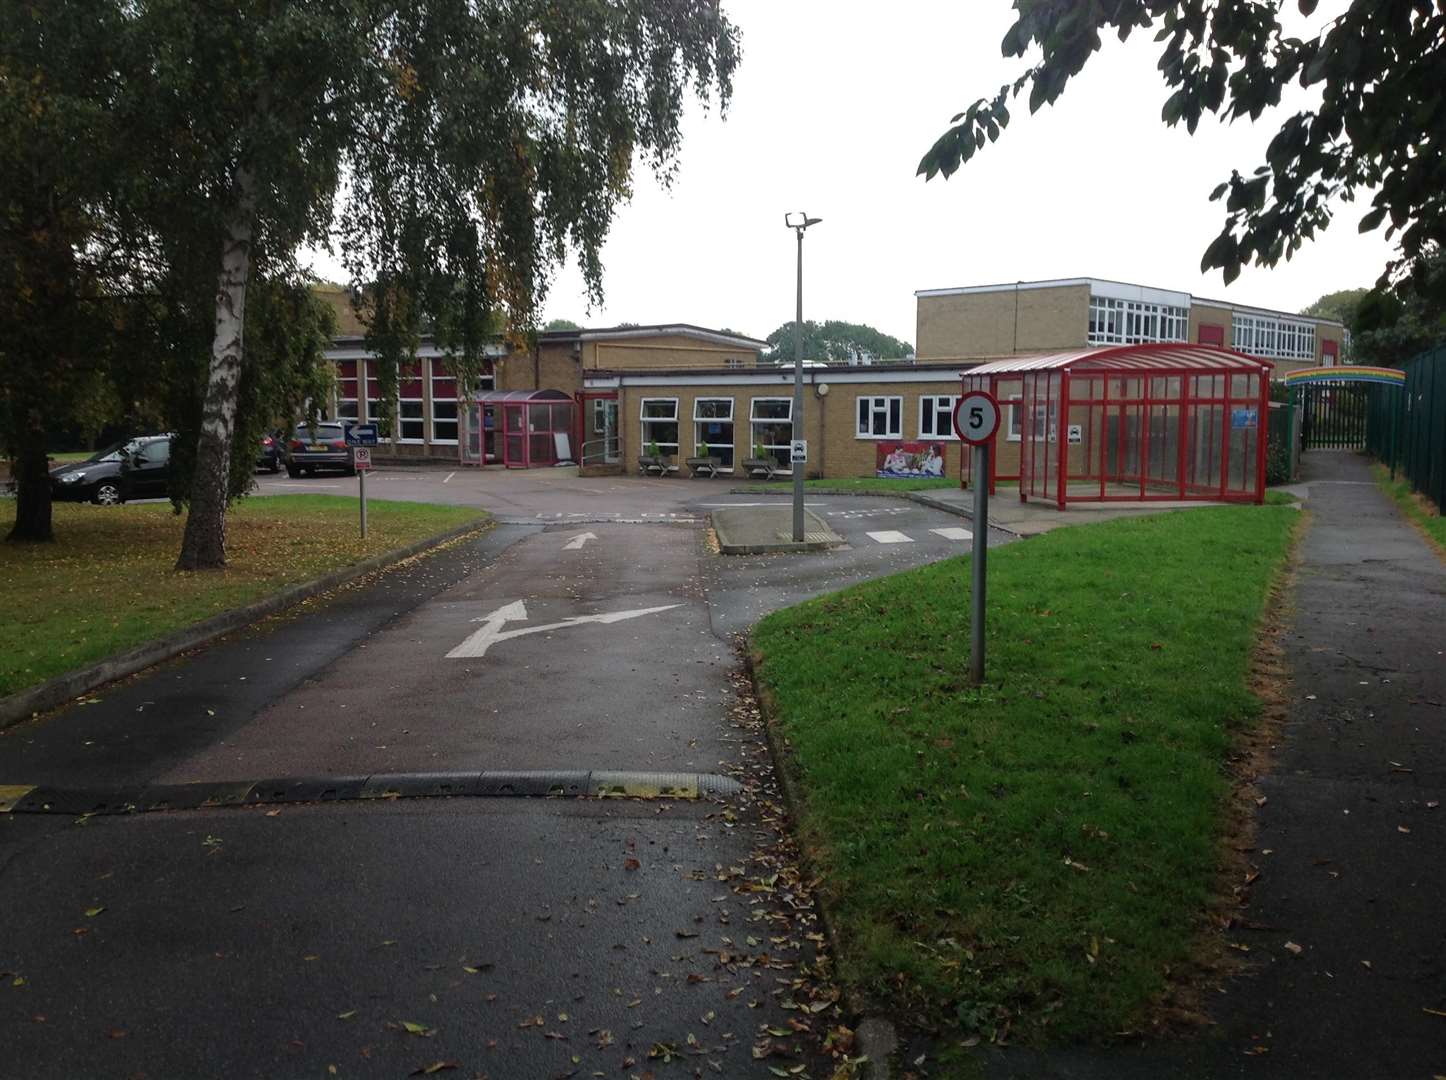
(312, 1), (1393, 346)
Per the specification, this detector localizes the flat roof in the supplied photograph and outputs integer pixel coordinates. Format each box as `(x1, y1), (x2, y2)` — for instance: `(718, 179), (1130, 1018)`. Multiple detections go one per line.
(915, 276), (1345, 328)
(542, 323), (768, 350)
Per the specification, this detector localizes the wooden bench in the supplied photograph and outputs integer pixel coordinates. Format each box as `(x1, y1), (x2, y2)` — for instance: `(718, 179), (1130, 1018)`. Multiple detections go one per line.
(637, 455), (668, 477)
(685, 455), (722, 478)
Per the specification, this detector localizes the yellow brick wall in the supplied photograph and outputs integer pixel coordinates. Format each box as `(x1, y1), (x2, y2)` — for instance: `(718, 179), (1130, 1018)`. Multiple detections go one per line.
(314, 285), (369, 336)
(1188, 303), (1232, 345)
(495, 343), (581, 394)
(586, 335), (756, 370)
(916, 285), (1089, 360)
(617, 379), (983, 480)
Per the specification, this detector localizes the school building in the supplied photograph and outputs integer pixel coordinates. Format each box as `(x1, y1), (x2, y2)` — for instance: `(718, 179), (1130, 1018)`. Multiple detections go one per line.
(318, 275), (1345, 486)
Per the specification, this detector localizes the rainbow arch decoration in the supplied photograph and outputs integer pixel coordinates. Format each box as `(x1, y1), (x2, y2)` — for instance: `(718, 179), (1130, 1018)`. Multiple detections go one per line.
(1283, 365), (1406, 387)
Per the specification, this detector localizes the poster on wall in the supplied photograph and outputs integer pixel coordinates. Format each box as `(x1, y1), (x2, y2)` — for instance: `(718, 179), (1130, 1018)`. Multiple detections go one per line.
(876, 441), (948, 479)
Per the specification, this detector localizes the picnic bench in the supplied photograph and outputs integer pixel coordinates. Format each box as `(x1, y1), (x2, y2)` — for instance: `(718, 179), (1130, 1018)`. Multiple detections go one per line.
(637, 455), (668, 477)
(685, 455), (722, 478)
(741, 456), (779, 480)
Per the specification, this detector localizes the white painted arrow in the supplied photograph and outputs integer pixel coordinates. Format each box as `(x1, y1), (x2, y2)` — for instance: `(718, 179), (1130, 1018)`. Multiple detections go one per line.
(563, 531), (598, 550)
(445, 601), (680, 660)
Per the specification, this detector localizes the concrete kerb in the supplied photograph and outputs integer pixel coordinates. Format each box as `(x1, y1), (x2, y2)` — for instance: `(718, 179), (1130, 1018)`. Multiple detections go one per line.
(0, 517), (492, 732)
(0, 770), (744, 815)
(710, 505), (843, 555)
(726, 486), (1026, 539)
(741, 647), (897, 1080)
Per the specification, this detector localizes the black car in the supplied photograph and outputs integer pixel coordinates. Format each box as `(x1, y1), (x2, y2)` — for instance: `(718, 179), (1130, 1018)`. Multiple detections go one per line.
(117, 435), (174, 500)
(49, 436), (171, 505)
(285, 422), (355, 477)
(256, 430), (283, 473)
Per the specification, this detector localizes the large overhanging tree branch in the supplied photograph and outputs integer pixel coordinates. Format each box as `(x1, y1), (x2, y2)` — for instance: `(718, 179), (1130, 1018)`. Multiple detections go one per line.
(918, 1), (1446, 301)
(149, 0), (737, 569)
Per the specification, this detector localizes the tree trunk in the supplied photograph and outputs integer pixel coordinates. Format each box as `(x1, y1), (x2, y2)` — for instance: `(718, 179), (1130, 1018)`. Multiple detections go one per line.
(176, 167), (256, 571)
(6, 412), (55, 544)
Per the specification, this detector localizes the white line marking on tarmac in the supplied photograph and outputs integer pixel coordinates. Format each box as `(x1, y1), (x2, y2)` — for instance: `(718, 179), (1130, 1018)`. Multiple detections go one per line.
(866, 530), (914, 544)
(563, 531), (598, 550)
(930, 527), (973, 541)
(443, 471), (456, 484)
(445, 601), (681, 660)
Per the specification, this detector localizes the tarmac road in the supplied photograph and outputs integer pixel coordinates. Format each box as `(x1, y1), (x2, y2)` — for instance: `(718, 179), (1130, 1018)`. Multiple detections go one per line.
(0, 477), (1000, 1079)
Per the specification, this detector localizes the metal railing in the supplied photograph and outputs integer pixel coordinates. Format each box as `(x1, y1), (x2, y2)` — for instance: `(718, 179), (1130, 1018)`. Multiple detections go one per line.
(580, 436), (620, 466)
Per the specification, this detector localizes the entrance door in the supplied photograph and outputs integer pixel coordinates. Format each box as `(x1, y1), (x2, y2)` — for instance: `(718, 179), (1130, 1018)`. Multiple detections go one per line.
(582, 395), (620, 464)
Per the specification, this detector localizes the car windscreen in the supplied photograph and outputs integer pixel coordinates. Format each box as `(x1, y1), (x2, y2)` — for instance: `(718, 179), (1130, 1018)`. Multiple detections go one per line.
(87, 440), (130, 462)
(294, 426), (344, 442)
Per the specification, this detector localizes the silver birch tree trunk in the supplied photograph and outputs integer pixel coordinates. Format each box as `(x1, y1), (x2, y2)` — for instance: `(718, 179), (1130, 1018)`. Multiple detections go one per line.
(176, 165), (256, 570)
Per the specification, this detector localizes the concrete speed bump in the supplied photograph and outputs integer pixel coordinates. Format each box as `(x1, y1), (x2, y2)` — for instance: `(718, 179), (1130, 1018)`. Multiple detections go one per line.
(0, 770), (742, 816)
(711, 506), (842, 555)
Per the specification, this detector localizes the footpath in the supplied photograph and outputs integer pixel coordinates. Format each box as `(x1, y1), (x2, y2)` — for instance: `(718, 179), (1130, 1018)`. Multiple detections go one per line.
(986, 451), (1446, 1079)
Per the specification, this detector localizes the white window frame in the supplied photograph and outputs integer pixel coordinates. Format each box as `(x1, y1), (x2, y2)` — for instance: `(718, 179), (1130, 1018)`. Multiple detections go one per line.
(362, 361), (391, 438)
(856, 395), (903, 439)
(919, 394), (958, 440)
(398, 364), (425, 444)
(1006, 399), (1023, 442)
(693, 397), (736, 470)
(429, 360), (458, 444)
(1088, 296), (1189, 345)
(640, 397), (680, 460)
(749, 397), (794, 475)
(1231, 313), (1316, 361)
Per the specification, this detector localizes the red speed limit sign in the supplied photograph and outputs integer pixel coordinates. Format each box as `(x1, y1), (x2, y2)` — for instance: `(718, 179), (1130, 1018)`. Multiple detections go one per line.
(953, 390), (1001, 445)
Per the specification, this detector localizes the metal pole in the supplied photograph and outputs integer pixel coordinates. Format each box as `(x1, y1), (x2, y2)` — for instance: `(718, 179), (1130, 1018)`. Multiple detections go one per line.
(970, 442), (989, 686)
(792, 226), (805, 542)
(359, 467), (368, 539)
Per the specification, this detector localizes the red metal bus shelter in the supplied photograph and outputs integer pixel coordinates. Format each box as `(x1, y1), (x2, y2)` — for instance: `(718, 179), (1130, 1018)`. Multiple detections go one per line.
(960, 344), (1271, 508)
(459, 389), (575, 468)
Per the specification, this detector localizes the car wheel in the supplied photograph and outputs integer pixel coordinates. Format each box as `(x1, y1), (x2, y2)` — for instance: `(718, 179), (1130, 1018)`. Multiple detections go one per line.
(92, 481), (123, 506)
(286, 465), (300, 478)
(269, 458), (281, 473)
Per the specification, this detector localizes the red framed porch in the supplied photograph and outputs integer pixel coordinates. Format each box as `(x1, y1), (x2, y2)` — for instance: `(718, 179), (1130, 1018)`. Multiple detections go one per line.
(960, 344), (1271, 508)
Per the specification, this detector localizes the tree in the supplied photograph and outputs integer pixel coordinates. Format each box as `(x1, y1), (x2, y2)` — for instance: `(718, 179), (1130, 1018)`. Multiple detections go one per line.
(1301, 288), (1369, 325)
(918, 1), (1446, 303)
(763, 320), (914, 365)
(124, 0), (738, 569)
(544, 318), (583, 332)
(1351, 252), (1446, 367)
(0, 1), (131, 542)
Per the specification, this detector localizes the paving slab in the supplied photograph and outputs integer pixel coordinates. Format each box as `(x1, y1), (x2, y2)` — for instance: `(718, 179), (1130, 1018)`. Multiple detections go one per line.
(711, 505), (841, 554)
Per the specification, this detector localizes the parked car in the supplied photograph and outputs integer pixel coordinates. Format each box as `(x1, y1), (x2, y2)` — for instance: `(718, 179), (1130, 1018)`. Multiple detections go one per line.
(285, 422), (355, 477)
(49, 435), (170, 505)
(256, 430), (283, 473)
(117, 435), (174, 501)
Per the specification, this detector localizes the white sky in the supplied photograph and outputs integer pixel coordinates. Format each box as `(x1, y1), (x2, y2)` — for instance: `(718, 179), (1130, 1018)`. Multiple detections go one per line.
(311, 1), (1392, 345)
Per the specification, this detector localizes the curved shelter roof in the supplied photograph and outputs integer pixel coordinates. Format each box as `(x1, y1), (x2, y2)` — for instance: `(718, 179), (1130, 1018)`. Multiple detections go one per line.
(474, 389), (574, 403)
(965, 343), (1271, 376)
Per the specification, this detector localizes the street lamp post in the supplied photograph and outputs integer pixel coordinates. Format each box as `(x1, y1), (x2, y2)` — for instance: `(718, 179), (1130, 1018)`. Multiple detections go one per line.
(784, 211), (821, 542)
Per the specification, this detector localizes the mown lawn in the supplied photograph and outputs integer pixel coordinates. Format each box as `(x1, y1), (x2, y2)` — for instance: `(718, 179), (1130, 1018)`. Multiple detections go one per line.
(0, 496), (485, 697)
(1374, 463), (1446, 554)
(751, 505), (1299, 1044)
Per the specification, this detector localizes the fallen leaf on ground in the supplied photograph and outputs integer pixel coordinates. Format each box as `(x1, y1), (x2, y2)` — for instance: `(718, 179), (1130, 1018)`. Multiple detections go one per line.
(400, 1021), (435, 1037)
(85, 907), (105, 918)
(1283, 942), (1303, 955)
(408, 1062), (459, 1076)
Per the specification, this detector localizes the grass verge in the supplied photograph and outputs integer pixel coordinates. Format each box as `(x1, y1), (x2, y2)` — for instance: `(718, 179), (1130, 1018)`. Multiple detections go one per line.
(0, 495), (485, 696)
(1373, 463), (1446, 556)
(751, 504), (1300, 1044)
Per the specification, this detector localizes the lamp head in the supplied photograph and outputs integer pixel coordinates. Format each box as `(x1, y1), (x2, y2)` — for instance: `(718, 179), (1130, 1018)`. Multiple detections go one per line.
(784, 211), (822, 230)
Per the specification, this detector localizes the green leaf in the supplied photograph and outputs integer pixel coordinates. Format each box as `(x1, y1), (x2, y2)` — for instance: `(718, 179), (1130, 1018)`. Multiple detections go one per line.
(1359, 206), (1387, 233)
(401, 1021), (435, 1037)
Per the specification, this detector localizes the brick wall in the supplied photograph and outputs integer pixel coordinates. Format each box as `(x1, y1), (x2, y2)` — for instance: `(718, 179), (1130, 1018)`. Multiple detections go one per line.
(916, 284), (1090, 360)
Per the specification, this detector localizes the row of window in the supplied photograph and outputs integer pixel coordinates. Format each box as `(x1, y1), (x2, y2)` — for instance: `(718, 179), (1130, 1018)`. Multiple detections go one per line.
(1231, 313), (1317, 360)
(1088, 296), (1190, 346)
(335, 359), (492, 443)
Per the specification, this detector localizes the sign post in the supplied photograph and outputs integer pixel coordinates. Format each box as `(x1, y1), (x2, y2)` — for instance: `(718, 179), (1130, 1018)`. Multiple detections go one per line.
(953, 390), (1001, 687)
(347, 423), (378, 541)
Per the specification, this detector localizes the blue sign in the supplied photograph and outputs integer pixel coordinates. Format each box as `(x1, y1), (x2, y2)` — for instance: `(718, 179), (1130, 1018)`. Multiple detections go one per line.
(346, 423), (379, 446)
(1231, 407), (1258, 431)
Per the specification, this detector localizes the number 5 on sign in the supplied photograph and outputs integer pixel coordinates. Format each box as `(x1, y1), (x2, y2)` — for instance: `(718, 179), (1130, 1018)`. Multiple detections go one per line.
(953, 390), (1001, 445)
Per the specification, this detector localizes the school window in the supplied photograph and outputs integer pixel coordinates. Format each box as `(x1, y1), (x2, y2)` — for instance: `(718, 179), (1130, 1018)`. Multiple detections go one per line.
(749, 398), (793, 472)
(430, 359), (458, 443)
(856, 396), (902, 438)
(1006, 399), (1023, 441)
(1088, 296), (1188, 345)
(1231, 313), (1316, 360)
(919, 395), (958, 439)
(363, 366), (391, 438)
(693, 398), (735, 469)
(336, 361), (359, 420)
(640, 398), (680, 458)
(397, 362), (424, 443)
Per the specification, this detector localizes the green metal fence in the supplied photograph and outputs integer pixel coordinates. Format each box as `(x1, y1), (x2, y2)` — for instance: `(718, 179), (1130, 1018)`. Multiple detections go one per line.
(1367, 344), (1445, 512)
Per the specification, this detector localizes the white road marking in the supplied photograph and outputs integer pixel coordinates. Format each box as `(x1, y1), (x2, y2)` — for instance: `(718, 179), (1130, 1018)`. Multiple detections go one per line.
(563, 531), (598, 550)
(446, 601), (681, 660)
(930, 527), (973, 541)
(274, 482), (343, 489)
(866, 530), (915, 544)
(443, 471), (456, 484)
